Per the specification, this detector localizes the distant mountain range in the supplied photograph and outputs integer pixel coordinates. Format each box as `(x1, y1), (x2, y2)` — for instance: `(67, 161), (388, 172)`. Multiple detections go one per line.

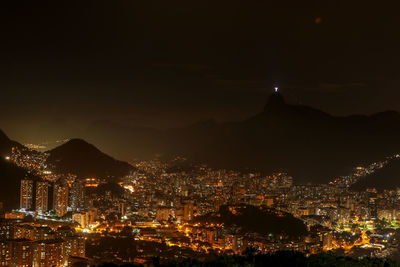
(2, 92), (400, 185)
(45, 139), (134, 180)
(84, 92), (400, 184)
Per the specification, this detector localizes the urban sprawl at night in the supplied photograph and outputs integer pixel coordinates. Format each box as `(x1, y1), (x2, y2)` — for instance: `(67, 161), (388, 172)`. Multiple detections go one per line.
(1, 0), (399, 266)
(2, 144), (400, 265)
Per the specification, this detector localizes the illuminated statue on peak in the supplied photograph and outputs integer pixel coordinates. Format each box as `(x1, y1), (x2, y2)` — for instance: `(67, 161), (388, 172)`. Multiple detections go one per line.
(264, 85), (285, 112)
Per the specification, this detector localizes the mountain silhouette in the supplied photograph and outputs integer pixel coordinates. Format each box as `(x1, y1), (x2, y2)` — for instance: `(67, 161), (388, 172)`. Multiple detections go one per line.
(46, 138), (134, 180)
(0, 130), (32, 209)
(0, 129), (22, 157)
(84, 92), (400, 184)
(0, 157), (33, 210)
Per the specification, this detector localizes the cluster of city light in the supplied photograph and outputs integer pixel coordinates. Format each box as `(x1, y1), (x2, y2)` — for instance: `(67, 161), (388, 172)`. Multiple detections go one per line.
(6, 145), (400, 263)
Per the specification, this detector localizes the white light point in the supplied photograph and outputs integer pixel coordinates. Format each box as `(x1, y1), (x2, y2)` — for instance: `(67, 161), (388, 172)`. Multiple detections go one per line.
(274, 87), (279, 93)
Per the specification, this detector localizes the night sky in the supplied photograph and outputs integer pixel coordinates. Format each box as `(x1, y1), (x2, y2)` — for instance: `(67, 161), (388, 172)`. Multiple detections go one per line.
(1, 0), (399, 145)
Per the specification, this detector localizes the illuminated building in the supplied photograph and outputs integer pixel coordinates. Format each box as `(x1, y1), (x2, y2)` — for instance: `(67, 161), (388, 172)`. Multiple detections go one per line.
(10, 239), (35, 267)
(0, 239), (69, 267)
(72, 209), (97, 228)
(0, 241), (11, 266)
(20, 179), (33, 210)
(175, 209), (184, 223)
(36, 181), (49, 212)
(214, 196), (224, 212)
(264, 197), (274, 207)
(1, 221), (84, 266)
(13, 225), (36, 240)
(14, 225), (54, 241)
(70, 180), (85, 211)
(206, 228), (216, 244)
(65, 236), (85, 258)
(224, 234), (242, 253)
(35, 239), (66, 267)
(53, 182), (69, 217)
(377, 209), (395, 221)
(183, 203), (194, 221)
(118, 201), (126, 216)
(4, 212), (25, 220)
(322, 232), (333, 250)
(0, 220), (15, 240)
(72, 213), (86, 228)
(156, 207), (171, 222)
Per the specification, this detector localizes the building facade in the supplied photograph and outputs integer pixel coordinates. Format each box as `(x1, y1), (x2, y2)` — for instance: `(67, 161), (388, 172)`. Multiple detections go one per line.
(36, 181), (49, 213)
(53, 183), (69, 217)
(20, 179), (33, 210)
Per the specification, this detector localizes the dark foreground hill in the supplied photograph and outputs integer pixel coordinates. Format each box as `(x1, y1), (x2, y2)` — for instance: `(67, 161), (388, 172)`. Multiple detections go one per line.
(85, 92), (400, 184)
(46, 139), (134, 180)
(193, 205), (307, 238)
(98, 251), (400, 267)
(351, 157), (400, 191)
(172, 251), (400, 267)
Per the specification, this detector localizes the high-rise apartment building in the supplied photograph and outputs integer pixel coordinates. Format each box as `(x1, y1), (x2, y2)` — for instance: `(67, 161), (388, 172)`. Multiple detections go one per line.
(53, 183), (69, 217)
(183, 203), (194, 221)
(20, 179), (33, 210)
(70, 180), (85, 211)
(36, 181), (49, 212)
